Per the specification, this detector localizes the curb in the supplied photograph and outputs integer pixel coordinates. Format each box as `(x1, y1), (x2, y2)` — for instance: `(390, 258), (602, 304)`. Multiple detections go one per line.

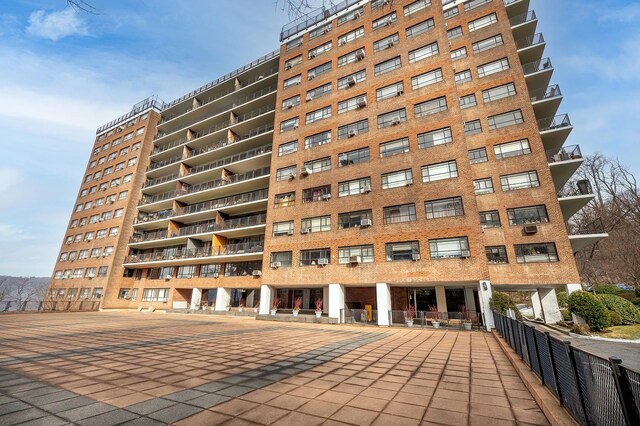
(492, 332), (578, 426)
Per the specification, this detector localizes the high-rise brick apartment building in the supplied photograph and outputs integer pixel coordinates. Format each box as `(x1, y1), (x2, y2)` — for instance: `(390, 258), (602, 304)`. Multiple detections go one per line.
(47, 0), (605, 327)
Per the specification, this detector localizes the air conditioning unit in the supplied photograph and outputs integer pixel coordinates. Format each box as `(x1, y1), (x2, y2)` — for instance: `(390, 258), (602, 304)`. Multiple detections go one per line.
(322, 193), (331, 201)
(285, 63), (292, 70)
(252, 270), (262, 276)
(289, 172), (296, 180)
(213, 272), (219, 278)
(388, 40), (395, 48)
(106, 200), (113, 204)
(391, 116), (401, 125)
(412, 253), (421, 261)
(348, 129), (357, 137)
(287, 230), (294, 235)
(385, 17), (392, 26)
(270, 262), (282, 269)
(308, 72), (316, 80)
(301, 227), (310, 234)
(361, 184), (371, 194)
(300, 166), (310, 176)
(99, 218), (104, 222)
(286, 103), (294, 109)
(523, 225), (538, 235)
(360, 219), (372, 227)
(357, 97), (367, 108)
(165, 274), (173, 280)
(356, 49), (365, 60)
(318, 258), (329, 265)
(353, 11), (361, 19)
(338, 39), (345, 46)
(306, 93), (313, 102)
(397, 90), (404, 96)
(309, 52), (316, 59)
(324, 27), (330, 34)
(346, 76), (356, 86)
(349, 255), (361, 264)
(257, 75), (264, 80)
(405, 181), (413, 187)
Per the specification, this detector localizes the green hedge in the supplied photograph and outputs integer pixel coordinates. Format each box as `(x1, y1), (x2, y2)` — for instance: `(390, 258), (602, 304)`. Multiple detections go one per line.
(568, 291), (610, 331)
(556, 291), (568, 308)
(596, 294), (640, 325)
(595, 284), (621, 295)
(489, 291), (522, 320)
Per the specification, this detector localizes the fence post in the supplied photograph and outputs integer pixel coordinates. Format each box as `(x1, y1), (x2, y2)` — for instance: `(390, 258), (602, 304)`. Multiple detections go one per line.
(564, 340), (589, 424)
(545, 332), (562, 403)
(609, 357), (640, 426)
(529, 325), (543, 380)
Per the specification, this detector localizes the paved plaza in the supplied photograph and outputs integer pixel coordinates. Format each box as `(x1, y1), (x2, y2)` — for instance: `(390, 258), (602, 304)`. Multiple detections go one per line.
(0, 312), (550, 425)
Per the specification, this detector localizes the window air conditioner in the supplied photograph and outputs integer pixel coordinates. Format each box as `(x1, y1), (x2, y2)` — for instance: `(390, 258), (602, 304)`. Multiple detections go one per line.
(287, 230), (294, 235)
(361, 184), (371, 194)
(252, 270), (262, 276)
(318, 258), (329, 265)
(213, 272), (219, 278)
(348, 129), (357, 137)
(412, 253), (421, 261)
(338, 39), (345, 46)
(306, 93), (313, 102)
(388, 40), (395, 48)
(308, 72), (316, 80)
(301, 228), (310, 234)
(523, 225), (538, 235)
(349, 255), (361, 264)
(270, 262), (282, 269)
(289, 172), (296, 180)
(165, 274), (173, 280)
(309, 52), (316, 59)
(357, 97), (367, 108)
(397, 90), (404, 96)
(346, 76), (356, 86)
(391, 116), (401, 125)
(322, 193), (331, 200)
(353, 11), (361, 19)
(360, 219), (372, 227)
(356, 49), (365, 60)
(300, 166), (310, 176)
(286, 103), (294, 109)
(285, 63), (292, 70)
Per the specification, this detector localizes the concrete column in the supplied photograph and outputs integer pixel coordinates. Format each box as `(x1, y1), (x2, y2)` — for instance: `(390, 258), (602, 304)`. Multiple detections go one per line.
(259, 285), (272, 315)
(215, 287), (231, 311)
(328, 284), (345, 322)
(530, 290), (544, 320)
(565, 283), (582, 294)
(435, 286), (447, 313)
(190, 288), (202, 310)
(322, 286), (329, 314)
(245, 290), (255, 310)
(376, 283), (391, 326)
(539, 288), (562, 324)
(464, 288), (475, 311)
(478, 280), (494, 331)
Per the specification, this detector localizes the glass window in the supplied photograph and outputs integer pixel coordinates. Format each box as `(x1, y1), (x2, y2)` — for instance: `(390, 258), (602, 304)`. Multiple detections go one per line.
(309, 23), (331, 40)
(479, 210), (501, 228)
(488, 110), (524, 129)
(382, 169), (413, 189)
(302, 185), (331, 202)
(483, 82), (516, 103)
(338, 94), (367, 113)
(447, 26), (462, 40)
(406, 18), (434, 38)
(460, 93), (477, 109)
(455, 69), (472, 84)
(338, 48), (365, 67)
(486, 246), (508, 264)
(421, 160), (458, 182)
(306, 106), (332, 124)
(338, 119), (368, 139)
(468, 148), (488, 164)
(444, 7), (459, 19)
(404, 0), (431, 16)
(270, 252), (293, 267)
(338, 210), (373, 229)
(200, 264), (221, 277)
(283, 74), (301, 89)
(308, 41), (332, 59)
(429, 237), (470, 259)
(92, 287), (104, 299)
(337, 6), (363, 25)
(377, 109), (407, 128)
(280, 117), (299, 132)
(114, 208), (124, 218)
(464, 120), (482, 135)
(494, 139), (531, 159)
(374, 56), (402, 75)
(451, 47), (467, 61)
(307, 83), (332, 100)
(276, 165), (297, 181)
(383, 204), (416, 224)
(468, 13), (497, 32)
(478, 58), (510, 77)
(305, 130), (332, 148)
(418, 127), (452, 149)
(286, 37), (302, 51)
(414, 96), (447, 117)
(273, 221), (294, 236)
(507, 205), (549, 225)
(425, 197), (464, 219)
(408, 43), (438, 63)
(274, 192), (295, 208)
(338, 177), (371, 197)
(300, 248), (330, 266)
(109, 227), (119, 236)
(372, 12), (397, 30)
(98, 266), (108, 277)
(464, 0), (492, 11)
(377, 82), (404, 101)
(301, 216), (331, 233)
(141, 288), (169, 302)
(338, 70), (366, 89)
(177, 265), (196, 279)
(380, 137), (410, 157)
(339, 147), (369, 167)
(278, 140), (298, 156)
(474, 177), (494, 195)
(338, 26), (364, 45)
(308, 61), (332, 80)
(473, 34), (504, 54)
(373, 33), (399, 52)
(386, 241), (420, 261)
(303, 157), (331, 174)
(338, 245), (374, 263)
(282, 95), (300, 110)
(514, 243), (558, 263)
(284, 55), (302, 71)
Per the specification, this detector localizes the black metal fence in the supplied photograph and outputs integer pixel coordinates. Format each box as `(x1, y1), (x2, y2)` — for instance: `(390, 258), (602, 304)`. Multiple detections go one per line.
(493, 311), (640, 426)
(1, 300), (100, 313)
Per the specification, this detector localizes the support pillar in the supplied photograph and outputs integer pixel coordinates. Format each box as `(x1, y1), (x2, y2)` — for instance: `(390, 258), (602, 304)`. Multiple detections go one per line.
(190, 288), (202, 310)
(328, 284), (345, 322)
(565, 283), (582, 294)
(259, 285), (273, 315)
(376, 283), (391, 326)
(322, 286), (329, 314)
(464, 288), (475, 311)
(478, 280), (494, 331)
(435, 286), (447, 313)
(215, 287), (231, 311)
(530, 290), (544, 321)
(539, 288), (562, 324)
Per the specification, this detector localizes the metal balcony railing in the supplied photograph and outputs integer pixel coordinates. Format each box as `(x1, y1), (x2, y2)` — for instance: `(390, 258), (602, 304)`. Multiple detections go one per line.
(510, 10), (536, 27)
(129, 229), (169, 243)
(516, 33), (544, 50)
(522, 57), (552, 75)
(529, 84), (561, 102)
(178, 220), (217, 236)
(570, 218), (606, 235)
(143, 172), (180, 188)
(185, 145), (271, 176)
(134, 209), (176, 224)
(538, 114), (571, 132)
(125, 247), (213, 264)
(181, 166), (270, 196)
(504, 0), (522, 5)
(148, 155), (182, 171)
(216, 213), (267, 231)
(558, 180), (593, 198)
(175, 189), (269, 217)
(280, 0), (360, 41)
(139, 190), (176, 206)
(211, 241), (264, 256)
(546, 144), (582, 163)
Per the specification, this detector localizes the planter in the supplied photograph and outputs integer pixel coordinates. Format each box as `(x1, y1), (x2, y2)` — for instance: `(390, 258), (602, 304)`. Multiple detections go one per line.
(432, 321), (441, 329)
(292, 310), (299, 317)
(270, 309), (277, 316)
(315, 311), (322, 318)
(238, 307), (244, 313)
(253, 307), (258, 313)
(463, 322), (472, 331)
(406, 320), (414, 327)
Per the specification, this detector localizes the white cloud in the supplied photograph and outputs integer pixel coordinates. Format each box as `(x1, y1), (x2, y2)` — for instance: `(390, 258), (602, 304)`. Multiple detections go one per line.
(0, 169), (22, 194)
(26, 8), (88, 41)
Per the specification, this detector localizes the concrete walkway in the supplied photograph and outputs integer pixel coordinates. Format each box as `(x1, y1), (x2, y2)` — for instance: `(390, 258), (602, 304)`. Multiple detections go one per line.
(0, 312), (550, 425)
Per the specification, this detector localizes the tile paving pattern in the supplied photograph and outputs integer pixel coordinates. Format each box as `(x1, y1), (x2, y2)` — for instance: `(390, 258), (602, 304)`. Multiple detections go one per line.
(0, 312), (550, 425)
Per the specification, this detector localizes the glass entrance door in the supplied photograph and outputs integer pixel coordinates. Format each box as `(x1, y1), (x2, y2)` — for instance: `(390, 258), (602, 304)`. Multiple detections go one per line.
(413, 288), (437, 311)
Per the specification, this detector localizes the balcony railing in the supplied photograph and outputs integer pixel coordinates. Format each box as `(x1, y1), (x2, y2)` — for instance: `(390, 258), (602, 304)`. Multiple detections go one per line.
(504, 0), (522, 5)
(134, 209), (176, 224)
(516, 33), (544, 50)
(181, 166), (270, 196)
(175, 189), (269, 217)
(125, 248), (213, 264)
(148, 154), (182, 171)
(538, 114), (571, 132)
(546, 144), (582, 163)
(130, 229), (169, 243)
(143, 172), (180, 188)
(211, 241), (264, 256)
(217, 213), (267, 231)
(570, 218), (606, 235)
(280, 0), (360, 41)
(558, 180), (593, 198)
(139, 190), (176, 206)
(178, 220), (217, 236)
(185, 145), (271, 176)
(522, 57), (552, 75)
(509, 10), (536, 27)
(529, 84), (561, 102)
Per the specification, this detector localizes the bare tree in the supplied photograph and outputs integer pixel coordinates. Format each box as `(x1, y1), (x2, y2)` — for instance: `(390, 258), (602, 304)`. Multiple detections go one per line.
(66, 0), (100, 14)
(0, 277), (9, 304)
(276, 0), (337, 19)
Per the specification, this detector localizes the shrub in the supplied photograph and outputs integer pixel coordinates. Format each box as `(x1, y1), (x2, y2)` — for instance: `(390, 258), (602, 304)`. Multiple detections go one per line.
(568, 291), (610, 331)
(561, 309), (571, 321)
(556, 291), (568, 309)
(489, 291), (522, 320)
(595, 284), (621, 295)
(607, 311), (623, 326)
(571, 323), (591, 336)
(619, 292), (636, 301)
(630, 297), (640, 306)
(596, 294), (640, 324)
(636, 288), (640, 298)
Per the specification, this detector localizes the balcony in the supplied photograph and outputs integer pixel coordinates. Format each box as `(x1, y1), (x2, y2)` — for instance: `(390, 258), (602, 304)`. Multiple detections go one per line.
(546, 144), (583, 191)
(211, 241), (264, 257)
(558, 180), (595, 221)
(129, 229), (169, 244)
(568, 218), (608, 253)
(139, 190), (176, 207)
(516, 33), (545, 64)
(124, 247), (213, 266)
(215, 213), (267, 238)
(510, 10), (537, 40)
(184, 145), (271, 179)
(148, 154), (182, 172)
(529, 84), (562, 119)
(134, 209), (176, 225)
(538, 114), (572, 151)
(143, 172), (180, 189)
(177, 166), (270, 204)
(522, 58), (553, 93)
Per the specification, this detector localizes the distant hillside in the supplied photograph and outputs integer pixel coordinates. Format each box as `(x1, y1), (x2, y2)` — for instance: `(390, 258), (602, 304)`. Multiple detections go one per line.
(0, 276), (50, 303)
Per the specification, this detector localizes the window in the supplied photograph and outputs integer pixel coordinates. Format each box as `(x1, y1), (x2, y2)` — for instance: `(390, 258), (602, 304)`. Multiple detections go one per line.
(489, 110), (524, 130)
(68, 289), (78, 300)
(284, 55), (302, 71)
(447, 26), (462, 39)
(472, 34), (503, 54)
(59, 252), (68, 261)
(338, 6), (363, 25)
(486, 246), (508, 264)
(451, 47), (467, 61)
(373, 33), (399, 52)
(118, 288), (131, 299)
(123, 174), (132, 183)
(308, 42), (332, 59)
(306, 106), (332, 124)
(93, 171), (102, 180)
(301, 216), (331, 233)
(282, 95), (300, 110)
(54, 271), (62, 279)
(378, 109), (407, 128)
(70, 219), (78, 228)
(135, 127), (144, 136)
(103, 166), (113, 176)
(62, 270), (71, 279)
(300, 248), (330, 266)
(464, 120), (482, 135)
(92, 288), (104, 299)
(98, 266), (108, 277)
(286, 37), (302, 51)
(338, 48), (365, 67)
(474, 178), (494, 195)
(460, 94), (477, 109)
(468, 148), (488, 164)
(338, 210), (372, 229)
(107, 152), (117, 161)
(443, 6), (459, 19)
(91, 248), (102, 258)
(123, 132), (133, 142)
(386, 241), (420, 261)
(514, 243), (558, 263)
(127, 158), (137, 167)
(142, 288), (169, 302)
(383, 204), (417, 224)
(280, 117), (299, 132)
(103, 246), (113, 256)
(114, 208), (124, 218)
(425, 197), (464, 219)
(84, 201), (93, 210)
(85, 175), (92, 183)
(68, 251), (78, 261)
(455, 69), (472, 84)
(478, 58), (509, 77)
(108, 227), (119, 236)
(429, 237), (470, 259)
(464, 0), (491, 11)
(284, 75), (301, 89)
(278, 141), (298, 156)
(338, 26), (364, 45)
(308, 61), (332, 80)
(273, 221), (294, 236)
(200, 264), (221, 277)
(89, 186), (97, 194)
(96, 229), (106, 239)
(406, 18), (434, 38)
(276, 165), (297, 181)
(338, 177), (371, 197)
(72, 268), (83, 278)
(131, 142), (141, 151)
(177, 265), (196, 279)
(118, 190), (128, 200)
(404, 0), (431, 16)
(483, 82), (516, 103)
(305, 130), (331, 148)
(309, 23), (332, 40)
(98, 157), (106, 165)
(339, 147), (369, 167)
(270, 252), (293, 267)
(372, 12), (397, 30)
(507, 205), (549, 225)
(307, 83), (332, 100)
(303, 157), (331, 174)
(303, 185), (331, 202)
(110, 178), (121, 187)
(83, 231), (94, 241)
(422, 160), (458, 182)
(408, 43), (438, 63)
(374, 56), (402, 76)
(338, 94), (367, 113)
(89, 214), (100, 224)
(380, 137), (410, 157)
(338, 70), (366, 89)
(339, 245), (374, 264)
(468, 13), (497, 32)
(115, 162), (125, 171)
(338, 119), (368, 139)
(479, 210), (501, 228)
(377, 82), (404, 101)
(274, 192), (295, 208)
(382, 169), (413, 189)
(414, 96), (447, 117)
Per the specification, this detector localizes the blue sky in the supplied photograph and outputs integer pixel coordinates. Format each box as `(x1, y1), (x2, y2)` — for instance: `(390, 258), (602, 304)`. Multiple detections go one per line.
(0, 0), (638, 277)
